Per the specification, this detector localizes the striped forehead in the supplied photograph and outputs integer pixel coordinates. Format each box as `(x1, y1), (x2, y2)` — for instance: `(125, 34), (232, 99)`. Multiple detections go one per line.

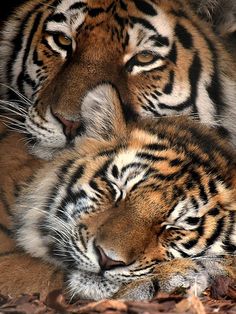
(46, 0), (173, 47)
(106, 149), (149, 197)
(46, 0), (87, 33)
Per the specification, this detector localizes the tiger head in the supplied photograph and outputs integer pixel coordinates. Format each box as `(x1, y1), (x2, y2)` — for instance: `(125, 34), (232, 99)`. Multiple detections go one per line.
(1, 0), (236, 159)
(14, 84), (236, 300)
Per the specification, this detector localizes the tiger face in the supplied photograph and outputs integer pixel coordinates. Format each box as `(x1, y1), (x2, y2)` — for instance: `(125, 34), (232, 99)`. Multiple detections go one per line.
(14, 84), (236, 300)
(1, 0), (236, 159)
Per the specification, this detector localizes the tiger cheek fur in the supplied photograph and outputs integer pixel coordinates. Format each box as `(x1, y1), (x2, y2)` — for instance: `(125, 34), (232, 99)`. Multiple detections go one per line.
(0, 0), (236, 159)
(12, 85), (236, 301)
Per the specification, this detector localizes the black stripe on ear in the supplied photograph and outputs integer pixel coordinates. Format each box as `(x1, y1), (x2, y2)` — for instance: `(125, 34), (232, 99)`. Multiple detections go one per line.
(133, 0), (157, 16)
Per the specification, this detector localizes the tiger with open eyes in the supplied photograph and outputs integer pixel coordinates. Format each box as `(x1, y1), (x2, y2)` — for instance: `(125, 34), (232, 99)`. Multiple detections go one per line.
(0, 0), (236, 160)
(0, 83), (234, 300)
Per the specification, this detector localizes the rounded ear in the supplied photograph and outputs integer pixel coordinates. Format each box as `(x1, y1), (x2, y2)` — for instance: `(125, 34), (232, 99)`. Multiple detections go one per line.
(190, 0), (219, 21)
(80, 83), (127, 141)
(190, 0), (236, 36)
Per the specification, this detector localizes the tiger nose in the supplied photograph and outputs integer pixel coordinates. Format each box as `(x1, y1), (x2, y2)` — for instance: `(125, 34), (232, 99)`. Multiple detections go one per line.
(53, 112), (80, 139)
(95, 245), (126, 271)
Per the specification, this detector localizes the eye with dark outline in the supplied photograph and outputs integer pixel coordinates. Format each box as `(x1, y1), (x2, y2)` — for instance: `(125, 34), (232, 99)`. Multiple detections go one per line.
(125, 50), (161, 72)
(136, 51), (156, 64)
(47, 31), (73, 52)
(54, 33), (72, 49)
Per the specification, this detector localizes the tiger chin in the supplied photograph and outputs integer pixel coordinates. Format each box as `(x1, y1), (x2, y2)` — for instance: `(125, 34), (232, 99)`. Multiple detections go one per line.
(11, 84), (236, 301)
(1, 0), (236, 160)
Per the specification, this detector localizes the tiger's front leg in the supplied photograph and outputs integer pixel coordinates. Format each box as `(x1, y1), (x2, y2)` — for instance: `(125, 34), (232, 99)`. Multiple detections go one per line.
(114, 256), (236, 300)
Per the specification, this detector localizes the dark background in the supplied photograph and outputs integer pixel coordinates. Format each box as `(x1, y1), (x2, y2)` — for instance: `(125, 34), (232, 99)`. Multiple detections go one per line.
(0, 0), (25, 24)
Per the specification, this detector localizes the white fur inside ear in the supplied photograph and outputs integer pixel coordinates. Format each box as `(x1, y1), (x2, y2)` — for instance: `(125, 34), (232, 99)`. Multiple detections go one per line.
(81, 84), (120, 140)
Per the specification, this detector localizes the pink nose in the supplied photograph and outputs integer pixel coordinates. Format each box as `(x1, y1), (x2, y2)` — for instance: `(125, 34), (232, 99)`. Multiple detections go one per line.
(53, 112), (80, 139)
(95, 245), (126, 271)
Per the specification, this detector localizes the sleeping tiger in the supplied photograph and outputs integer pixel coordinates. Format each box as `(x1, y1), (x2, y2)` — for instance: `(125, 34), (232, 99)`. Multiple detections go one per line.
(0, 0), (236, 160)
(1, 83), (234, 300)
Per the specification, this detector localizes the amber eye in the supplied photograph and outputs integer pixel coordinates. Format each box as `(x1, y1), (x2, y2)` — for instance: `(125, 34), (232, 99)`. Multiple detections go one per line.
(56, 34), (72, 47)
(51, 33), (73, 50)
(135, 51), (155, 64)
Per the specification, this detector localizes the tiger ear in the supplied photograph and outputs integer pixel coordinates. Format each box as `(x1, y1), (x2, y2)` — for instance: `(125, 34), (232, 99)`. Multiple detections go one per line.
(190, 0), (236, 37)
(80, 83), (127, 141)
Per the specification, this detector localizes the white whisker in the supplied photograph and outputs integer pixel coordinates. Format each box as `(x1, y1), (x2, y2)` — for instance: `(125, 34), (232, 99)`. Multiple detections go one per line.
(0, 83), (32, 105)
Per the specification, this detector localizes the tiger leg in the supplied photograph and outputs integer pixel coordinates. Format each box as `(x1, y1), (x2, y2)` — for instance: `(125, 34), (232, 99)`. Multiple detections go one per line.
(0, 250), (63, 298)
(114, 256), (236, 300)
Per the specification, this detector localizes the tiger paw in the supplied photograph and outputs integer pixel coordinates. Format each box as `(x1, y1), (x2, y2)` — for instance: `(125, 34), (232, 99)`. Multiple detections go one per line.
(157, 270), (210, 296)
(114, 279), (156, 300)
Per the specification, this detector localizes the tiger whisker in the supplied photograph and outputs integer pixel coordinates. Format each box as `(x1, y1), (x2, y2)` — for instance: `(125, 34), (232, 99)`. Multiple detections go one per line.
(0, 101), (29, 114)
(0, 83), (32, 106)
(0, 106), (27, 118)
(6, 126), (29, 134)
(0, 114), (26, 125)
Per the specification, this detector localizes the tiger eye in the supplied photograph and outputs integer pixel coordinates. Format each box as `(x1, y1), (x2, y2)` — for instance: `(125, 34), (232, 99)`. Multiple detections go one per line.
(136, 52), (155, 63)
(57, 34), (72, 46)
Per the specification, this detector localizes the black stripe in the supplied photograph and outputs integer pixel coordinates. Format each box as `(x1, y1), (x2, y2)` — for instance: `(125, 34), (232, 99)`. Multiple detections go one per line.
(69, 2), (86, 10)
(130, 16), (156, 32)
(17, 12), (43, 93)
(111, 165), (119, 179)
(33, 49), (43, 66)
(136, 152), (167, 162)
(43, 159), (76, 213)
(133, 0), (157, 16)
(114, 13), (125, 28)
(186, 217), (201, 226)
(88, 8), (105, 17)
(89, 180), (105, 196)
(144, 143), (167, 151)
(149, 34), (169, 47)
(175, 23), (193, 49)
(188, 53), (202, 114)
(223, 211), (236, 252)
(119, 0), (127, 11)
(121, 162), (148, 175)
(208, 207), (220, 216)
(96, 148), (117, 157)
(206, 217), (224, 246)
(167, 42), (177, 64)
(199, 184), (208, 204)
(190, 20), (226, 118)
(7, 2), (45, 85)
(169, 158), (183, 167)
(94, 159), (113, 178)
(158, 97), (192, 112)
(163, 70), (174, 94)
(197, 216), (205, 236)
(47, 13), (66, 23)
(209, 179), (217, 195)
(182, 238), (198, 249)
(67, 165), (85, 192)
